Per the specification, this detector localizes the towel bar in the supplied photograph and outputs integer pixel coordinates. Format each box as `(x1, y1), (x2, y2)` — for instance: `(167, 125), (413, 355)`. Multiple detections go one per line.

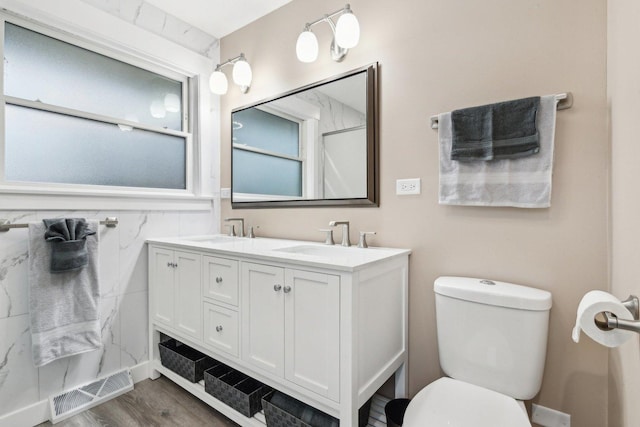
(429, 92), (573, 130)
(0, 216), (118, 232)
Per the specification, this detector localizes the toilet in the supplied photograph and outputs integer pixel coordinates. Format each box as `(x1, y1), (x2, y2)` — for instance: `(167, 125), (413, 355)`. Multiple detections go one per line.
(403, 276), (552, 427)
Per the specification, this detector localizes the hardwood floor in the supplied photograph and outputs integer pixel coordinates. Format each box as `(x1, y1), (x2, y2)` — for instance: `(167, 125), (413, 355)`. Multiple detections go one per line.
(37, 376), (239, 427)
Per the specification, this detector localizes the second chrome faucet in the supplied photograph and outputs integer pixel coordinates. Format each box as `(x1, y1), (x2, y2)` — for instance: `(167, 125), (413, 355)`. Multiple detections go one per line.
(329, 220), (350, 247)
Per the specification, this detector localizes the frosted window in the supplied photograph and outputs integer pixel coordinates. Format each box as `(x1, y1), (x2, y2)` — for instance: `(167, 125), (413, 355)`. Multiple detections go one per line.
(4, 23), (182, 131)
(5, 105), (186, 189)
(233, 149), (302, 197)
(233, 108), (299, 156)
(2, 22), (190, 191)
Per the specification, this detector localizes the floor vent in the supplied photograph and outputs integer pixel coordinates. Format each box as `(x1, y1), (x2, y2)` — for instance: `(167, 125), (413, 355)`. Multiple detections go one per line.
(49, 369), (134, 424)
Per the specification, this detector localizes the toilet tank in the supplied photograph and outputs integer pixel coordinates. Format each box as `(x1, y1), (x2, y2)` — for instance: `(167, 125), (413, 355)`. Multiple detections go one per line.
(434, 276), (552, 400)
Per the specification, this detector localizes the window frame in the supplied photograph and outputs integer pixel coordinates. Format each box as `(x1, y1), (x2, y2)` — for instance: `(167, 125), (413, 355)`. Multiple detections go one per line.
(0, 13), (198, 200)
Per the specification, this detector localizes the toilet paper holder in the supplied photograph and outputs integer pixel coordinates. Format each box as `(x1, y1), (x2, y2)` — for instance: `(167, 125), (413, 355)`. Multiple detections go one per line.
(594, 295), (640, 333)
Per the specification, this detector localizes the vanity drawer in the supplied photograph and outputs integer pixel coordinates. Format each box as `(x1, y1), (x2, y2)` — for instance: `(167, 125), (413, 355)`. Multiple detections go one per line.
(204, 302), (239, 357)
(203, 256), (239, 306)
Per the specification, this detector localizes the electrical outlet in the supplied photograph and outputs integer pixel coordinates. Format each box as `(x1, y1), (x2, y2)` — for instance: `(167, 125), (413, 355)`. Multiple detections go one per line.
(220, 188), (231, 199)
(396, 178), (421, 195)
(531, 403), (570, 427)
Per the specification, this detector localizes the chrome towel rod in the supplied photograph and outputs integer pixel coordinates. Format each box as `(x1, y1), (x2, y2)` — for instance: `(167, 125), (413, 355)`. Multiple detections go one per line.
(429, 92), (573, 130)
(0, 216), (119, 232)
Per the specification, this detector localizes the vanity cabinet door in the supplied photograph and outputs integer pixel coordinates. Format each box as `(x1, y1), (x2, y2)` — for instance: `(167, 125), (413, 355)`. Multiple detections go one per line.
(241, 262), (285, 377)
(284, 269), (340, 401)
(173, 251), (202, 341)
(149, 247), (175, 327)
(149, 246), (202, 342)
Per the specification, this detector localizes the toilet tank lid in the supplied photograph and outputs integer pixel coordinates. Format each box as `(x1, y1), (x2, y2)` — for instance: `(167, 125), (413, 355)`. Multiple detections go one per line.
(434, 276), (552, 311)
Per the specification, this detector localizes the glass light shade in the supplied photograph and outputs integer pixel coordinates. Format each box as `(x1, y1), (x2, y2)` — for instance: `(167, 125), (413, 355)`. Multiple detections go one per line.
(149, 99), (166, 118)
(209, 70), (228, 95)
(296, 30), (319, 63)
(164, 93), (180, 112)
(232, 59), (252, 87)
(335, 12), (360, 49)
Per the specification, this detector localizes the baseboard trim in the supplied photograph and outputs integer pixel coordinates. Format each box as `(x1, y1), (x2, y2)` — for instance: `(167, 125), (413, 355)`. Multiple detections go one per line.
(0, 361), (149, 426)
(0, 399), (49, 427)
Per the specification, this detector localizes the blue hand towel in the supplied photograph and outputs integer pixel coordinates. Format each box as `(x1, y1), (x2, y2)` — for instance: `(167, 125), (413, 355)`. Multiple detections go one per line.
(43, 218), (96, 273)
(451, 96), (540, 161)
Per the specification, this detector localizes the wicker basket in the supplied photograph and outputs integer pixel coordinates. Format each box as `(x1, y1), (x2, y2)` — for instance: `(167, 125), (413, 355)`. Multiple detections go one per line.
(262, 390), (338, 427)
(158, 339), (216, 383)
(205, 367), (271, 418)
(262, 391), (372, 427)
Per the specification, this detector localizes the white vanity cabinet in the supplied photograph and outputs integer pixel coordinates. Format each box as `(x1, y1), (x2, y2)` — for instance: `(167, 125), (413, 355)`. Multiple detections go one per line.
(149, 247), (202, 342)
(242, 263), (340, 401)
(147, 237), (410, 427)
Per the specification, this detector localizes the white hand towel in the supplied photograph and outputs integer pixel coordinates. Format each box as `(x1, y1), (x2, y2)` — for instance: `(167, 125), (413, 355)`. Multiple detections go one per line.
(438, 95), (558, 208)
(28, 220), (102, 367)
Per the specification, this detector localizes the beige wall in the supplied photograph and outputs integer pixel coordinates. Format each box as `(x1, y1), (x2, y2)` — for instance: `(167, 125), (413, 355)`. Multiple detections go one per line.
(609, 1), (640, 426)
(220, 1), (609, 425)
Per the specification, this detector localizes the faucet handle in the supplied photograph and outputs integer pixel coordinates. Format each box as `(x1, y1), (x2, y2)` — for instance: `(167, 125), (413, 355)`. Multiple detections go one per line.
(225, 224), (236, 237)
(248, 225), (259, 238)
(318, 229), (335, 245)
(358, 231), (376, 248)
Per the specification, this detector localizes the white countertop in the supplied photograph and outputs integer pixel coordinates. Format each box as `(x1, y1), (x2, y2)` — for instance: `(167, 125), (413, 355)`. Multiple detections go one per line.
(146, 235), (411, 271)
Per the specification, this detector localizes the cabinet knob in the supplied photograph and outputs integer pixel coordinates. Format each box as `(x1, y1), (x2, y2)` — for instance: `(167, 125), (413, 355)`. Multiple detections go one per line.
(216, 276), (223, 284)
(274, 284), (282, 292)
(167, 262), (177, 268)
(216, 325), (223, 332)
(283, 285), (292, 294)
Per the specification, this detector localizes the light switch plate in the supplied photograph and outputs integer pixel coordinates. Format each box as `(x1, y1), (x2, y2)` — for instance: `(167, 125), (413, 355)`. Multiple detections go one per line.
(220, 188), (231, 199)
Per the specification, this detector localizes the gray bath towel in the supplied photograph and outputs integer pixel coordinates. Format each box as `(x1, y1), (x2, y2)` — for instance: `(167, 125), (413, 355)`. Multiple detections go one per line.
(439, 95), (557, 207)
(451, 96), (540, 161)
(43, 218), (96, 273)
(28, 220), (102, 367)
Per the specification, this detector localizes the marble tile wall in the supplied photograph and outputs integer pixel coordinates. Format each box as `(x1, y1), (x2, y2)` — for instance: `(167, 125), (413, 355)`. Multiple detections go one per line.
(0, 209), (216, 417)
(295, 90), (366, 135)
(80, 0), (219, 58)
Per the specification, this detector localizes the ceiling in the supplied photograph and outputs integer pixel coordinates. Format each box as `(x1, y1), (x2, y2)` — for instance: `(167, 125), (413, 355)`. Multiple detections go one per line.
(145, 0), (293, 39)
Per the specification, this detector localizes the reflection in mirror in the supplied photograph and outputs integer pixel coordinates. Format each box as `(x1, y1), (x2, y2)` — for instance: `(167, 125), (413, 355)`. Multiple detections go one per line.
(231, 64), (377, 208)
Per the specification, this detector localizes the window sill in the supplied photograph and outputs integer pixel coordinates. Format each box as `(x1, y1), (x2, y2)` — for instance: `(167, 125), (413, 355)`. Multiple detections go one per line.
(0, 186), (214, 211)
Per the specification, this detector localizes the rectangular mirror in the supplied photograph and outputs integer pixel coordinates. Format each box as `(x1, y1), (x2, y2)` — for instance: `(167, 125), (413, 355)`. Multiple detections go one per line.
(231, 63), (378, 208)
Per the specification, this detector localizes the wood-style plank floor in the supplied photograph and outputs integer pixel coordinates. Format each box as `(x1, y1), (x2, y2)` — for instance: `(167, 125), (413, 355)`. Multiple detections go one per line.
(37, 376), (239, 427)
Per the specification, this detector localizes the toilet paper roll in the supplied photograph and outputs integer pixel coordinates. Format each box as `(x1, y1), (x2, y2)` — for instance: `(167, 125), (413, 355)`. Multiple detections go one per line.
(572, 290), (634, 348)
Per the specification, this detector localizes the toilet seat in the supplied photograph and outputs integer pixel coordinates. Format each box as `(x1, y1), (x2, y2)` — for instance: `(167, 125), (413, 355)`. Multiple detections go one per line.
(402, 377), (531, 427)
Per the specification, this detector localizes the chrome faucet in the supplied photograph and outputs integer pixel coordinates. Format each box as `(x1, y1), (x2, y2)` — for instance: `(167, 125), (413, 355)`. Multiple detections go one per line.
(224, 218), (245, 237)
(329, 220), (350, 247)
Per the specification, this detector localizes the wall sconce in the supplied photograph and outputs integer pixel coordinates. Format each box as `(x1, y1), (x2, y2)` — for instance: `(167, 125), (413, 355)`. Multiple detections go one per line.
(296, 4), (360, 63)
(209, 53), (252, 95)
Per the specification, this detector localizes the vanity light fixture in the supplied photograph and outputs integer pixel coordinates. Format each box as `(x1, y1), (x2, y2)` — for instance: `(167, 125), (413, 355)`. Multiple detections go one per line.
(209, 53), (252, 95)
(296, 4), (360, 63)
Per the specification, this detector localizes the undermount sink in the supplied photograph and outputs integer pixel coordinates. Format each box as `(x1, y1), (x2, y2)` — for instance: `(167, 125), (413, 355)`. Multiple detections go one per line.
(273, 244), (366, 257)
(184, 235), (239, 244)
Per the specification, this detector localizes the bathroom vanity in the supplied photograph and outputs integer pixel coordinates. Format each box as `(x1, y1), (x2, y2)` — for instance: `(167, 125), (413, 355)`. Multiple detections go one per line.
(147, 235), (410, 426)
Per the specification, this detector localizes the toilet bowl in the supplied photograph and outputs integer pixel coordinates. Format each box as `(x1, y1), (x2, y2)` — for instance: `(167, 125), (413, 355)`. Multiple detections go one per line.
(403, 377), (530, 427)
(403, 277), (552, 427)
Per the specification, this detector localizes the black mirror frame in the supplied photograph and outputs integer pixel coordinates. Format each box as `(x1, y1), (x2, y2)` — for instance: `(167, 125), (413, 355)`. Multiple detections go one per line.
(230, 63), (378, 209)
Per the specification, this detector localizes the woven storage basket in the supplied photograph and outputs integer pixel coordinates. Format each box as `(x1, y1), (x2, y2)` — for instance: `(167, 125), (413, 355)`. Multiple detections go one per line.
(262, 391), (339, 427)
(205, 368), (270, 418)
(262, 391), (372, 427)
(158, 339), (215, 383)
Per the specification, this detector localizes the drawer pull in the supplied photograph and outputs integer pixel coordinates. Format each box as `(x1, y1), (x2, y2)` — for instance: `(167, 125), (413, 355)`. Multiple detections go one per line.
(274, 284), (282, 292)
(216, 325), (223, 332)
(216, 276), (223, 284)
(283, 285), (292, 294)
